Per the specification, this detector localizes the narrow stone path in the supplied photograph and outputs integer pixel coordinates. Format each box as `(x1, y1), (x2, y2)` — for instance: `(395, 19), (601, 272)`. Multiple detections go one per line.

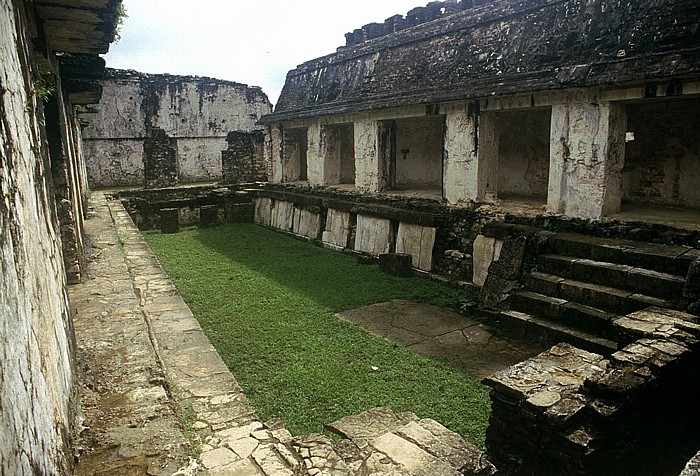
(337, 300), (547, 380)
(71, 192), (496, 475)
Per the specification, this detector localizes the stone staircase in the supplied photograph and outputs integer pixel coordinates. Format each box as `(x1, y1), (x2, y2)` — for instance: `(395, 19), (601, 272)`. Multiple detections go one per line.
(501, 232), (698, 355)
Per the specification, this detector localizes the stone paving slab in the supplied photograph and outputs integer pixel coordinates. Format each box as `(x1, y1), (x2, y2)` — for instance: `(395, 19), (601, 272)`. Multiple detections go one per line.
(337, 300), (547, 380)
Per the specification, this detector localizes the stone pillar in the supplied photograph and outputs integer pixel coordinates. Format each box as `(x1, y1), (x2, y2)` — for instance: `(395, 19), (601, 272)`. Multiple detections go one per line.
(354, 119), (382, 192)
(443, 103), (478, 205)
(548, 101), (627, 219)
(221, 131), (264, 183)
(306, 121), (323, 186)
(267, 125), (284, 183)
(320, 125), (341, 185)
(477, 111), (499, 202)
(144, 128), (178, 188)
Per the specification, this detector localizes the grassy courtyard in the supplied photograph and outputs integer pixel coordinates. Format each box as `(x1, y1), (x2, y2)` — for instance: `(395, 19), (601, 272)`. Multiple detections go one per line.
(145, 223), (490, 445)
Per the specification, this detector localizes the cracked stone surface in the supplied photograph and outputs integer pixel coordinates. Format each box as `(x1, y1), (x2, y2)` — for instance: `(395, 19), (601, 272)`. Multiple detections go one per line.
(337, 300), (547, 379)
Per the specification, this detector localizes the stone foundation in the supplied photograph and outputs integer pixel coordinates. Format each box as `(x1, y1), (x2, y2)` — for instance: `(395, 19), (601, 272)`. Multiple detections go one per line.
(484, 307), (700, 475)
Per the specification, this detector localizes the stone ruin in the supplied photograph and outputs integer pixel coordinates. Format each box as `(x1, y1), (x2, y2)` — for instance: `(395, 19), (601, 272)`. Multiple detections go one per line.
(79, 68), (272, 188)
(4, 0), (700, 474)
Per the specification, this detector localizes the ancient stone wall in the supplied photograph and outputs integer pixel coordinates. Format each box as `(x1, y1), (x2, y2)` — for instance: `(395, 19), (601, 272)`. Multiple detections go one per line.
(623, 98), (700, 208)
(267, 0), (700, 122)
(81, 70), (272, 187)
(484, 308), (700, 475)
(1, 1), (85, 473)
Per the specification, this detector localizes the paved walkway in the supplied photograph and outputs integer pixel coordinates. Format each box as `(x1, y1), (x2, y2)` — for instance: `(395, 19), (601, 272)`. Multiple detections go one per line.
(70, 192), (509, 475)
(337, 301), (546, 380)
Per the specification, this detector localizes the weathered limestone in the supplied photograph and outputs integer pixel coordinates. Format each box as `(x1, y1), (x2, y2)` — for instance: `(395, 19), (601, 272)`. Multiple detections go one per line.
(477, 111), (499, 203)
(443, 103), (478, 205)
(486, 306), (700, 476)
(255, 197), (273, 227)
(472, 235), (503, 287)
(322, 209), (353, 250)
(354, 119), (381, 192)
(221, 130), (266, 183)
(396, 223), (436, 271)
(81, 70), (272, 187)
(548, 100), (627, 219)
(292, 207), (321, 239)
(271, 200), (296, 232)
(355, 214), (393, 255)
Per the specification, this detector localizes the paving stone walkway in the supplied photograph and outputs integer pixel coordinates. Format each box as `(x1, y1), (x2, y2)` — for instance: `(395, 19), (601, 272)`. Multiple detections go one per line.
(71, 192), (499, 475)
(337, 300), (547, 380)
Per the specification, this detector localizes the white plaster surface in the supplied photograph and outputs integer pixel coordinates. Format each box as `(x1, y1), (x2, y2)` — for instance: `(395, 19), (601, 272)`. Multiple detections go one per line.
(396, 223), (437, 271)
(84, 139), (144, 187)
(292, 208), (321, 239)
(355, 215), (393, 255)
(395, 116), (443, 187)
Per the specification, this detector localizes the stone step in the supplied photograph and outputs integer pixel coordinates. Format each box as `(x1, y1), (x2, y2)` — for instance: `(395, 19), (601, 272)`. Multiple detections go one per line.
(544, 232), (699, 277)
(500, 310), (618, 355)
(519, 273), (677, 316)
(537, 254), (686, 299)
(323, 407), (496, 475)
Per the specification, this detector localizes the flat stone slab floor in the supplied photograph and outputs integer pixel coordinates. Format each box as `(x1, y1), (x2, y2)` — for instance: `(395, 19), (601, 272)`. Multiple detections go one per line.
(337, 300), (547, 380)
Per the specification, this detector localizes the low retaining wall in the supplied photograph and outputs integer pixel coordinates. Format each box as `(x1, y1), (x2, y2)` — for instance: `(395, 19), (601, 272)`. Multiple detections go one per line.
(252, 191), (440, 272)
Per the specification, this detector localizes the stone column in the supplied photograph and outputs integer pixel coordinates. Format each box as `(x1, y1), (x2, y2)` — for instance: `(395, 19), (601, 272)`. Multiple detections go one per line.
(267, 124), (284, 183)
(477, 111), (499, 203)
(443, 103), (478, 205)
(547, 101), (627, 219)
(320, 125), (341, 185)
(443, 103), (499, 205)
(306, 121), (323, 186)
(354, 119), (382, 192)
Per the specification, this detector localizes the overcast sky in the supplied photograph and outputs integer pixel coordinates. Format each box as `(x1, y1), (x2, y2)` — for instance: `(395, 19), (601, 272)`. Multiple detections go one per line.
(104, 0), (424, 106)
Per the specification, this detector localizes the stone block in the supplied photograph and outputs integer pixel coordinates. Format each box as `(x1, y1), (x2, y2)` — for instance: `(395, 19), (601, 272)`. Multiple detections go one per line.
(488, 235), (527, 280)
(254, 198), (272, 226)
(292, 208), (321, 239)
(322, 209), (352, 249)
(684, 259), (700, 300)
(200, 205), (218, 228)
(472, 235), (497, 286)
(371, 432), (460, 476)
(379, 253), (413, 277)
(271, 201), (294, 231)
(160, 208), (179, 234)
(355, 214), (392, 256)
(396, 222), (437, 271)
(327, 407), (418, 443)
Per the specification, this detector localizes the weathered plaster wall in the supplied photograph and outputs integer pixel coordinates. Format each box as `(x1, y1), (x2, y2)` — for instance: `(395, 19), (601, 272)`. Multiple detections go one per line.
(1, 2), (76, 473)
(81, 70), (272, 187)
(395, 116), (443, 187)
(497, 109), (550, 197)
(623, 98), (700, 208)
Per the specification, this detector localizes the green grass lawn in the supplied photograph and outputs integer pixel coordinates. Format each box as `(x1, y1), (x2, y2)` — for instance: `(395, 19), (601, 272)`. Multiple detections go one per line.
(145, 223), (490, 446)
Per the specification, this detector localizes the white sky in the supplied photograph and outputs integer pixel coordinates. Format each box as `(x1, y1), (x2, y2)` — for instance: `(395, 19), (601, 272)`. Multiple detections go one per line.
(104, 0), (425, 106)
